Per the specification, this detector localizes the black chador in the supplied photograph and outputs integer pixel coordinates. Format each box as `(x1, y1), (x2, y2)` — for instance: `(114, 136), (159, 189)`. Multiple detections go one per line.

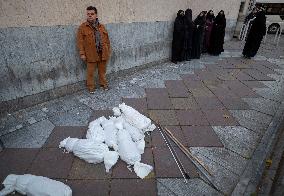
(191, 11), (206, 59)
(182, 9), (194, 61)
(208, 10), (226, 55)
(242, 10), (266, 58)
(171, 10), (185, 63)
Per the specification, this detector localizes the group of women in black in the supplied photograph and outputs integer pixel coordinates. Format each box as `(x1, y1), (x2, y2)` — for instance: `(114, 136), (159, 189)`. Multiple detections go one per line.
(171, 9), (226, 64)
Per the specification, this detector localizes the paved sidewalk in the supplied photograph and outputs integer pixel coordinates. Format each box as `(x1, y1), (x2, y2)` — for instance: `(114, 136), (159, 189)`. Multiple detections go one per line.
(0, 36), (283, 195)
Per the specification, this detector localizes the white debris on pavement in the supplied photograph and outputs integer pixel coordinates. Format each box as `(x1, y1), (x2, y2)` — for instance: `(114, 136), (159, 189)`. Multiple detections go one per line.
(0, 174), (72, 196)
(59, 103), (156, 179)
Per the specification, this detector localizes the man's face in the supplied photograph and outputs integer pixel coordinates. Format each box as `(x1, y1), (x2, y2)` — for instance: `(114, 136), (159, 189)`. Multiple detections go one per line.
(87, 10), (97, 22)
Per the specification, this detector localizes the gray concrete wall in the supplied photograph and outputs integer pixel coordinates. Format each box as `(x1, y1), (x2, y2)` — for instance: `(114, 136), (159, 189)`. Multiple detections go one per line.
(0, 21), (173, 102)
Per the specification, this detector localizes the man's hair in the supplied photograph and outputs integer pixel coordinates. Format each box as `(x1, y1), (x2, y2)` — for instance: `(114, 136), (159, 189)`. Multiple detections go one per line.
(87, 6), (97, 14)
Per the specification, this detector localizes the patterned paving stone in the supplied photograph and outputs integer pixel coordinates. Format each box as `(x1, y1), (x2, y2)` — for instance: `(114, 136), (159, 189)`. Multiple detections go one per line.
(0, 114), (19, 136)
(190, 87), (215, 98)
(68, 158), (111, 180)
(146, 88), (172, 110)
(89, 110), (113, 122)
(209, 87), (239, 99)
(186, 151), (240, 194)
(242, 81), (267, 89)
(176, 110), (209, 126)
(0, 128), (42, 148)
(12, 107), (47, 127)
(165, 80), (190, 97)
(254, 87), (283, 102)
(202, 79), (227, 89)
(225, 80), (248, 89)
(28, 148), (74, 179)
(219, 97), (251, 110)
(1, 118), (54, 148)
(212, 126), (260, 158)
(253, 60), (281, 70)
(181, 73), (201, 81)
(49, 106), (93, 126)
(153, 146), (199, 178)
(243, 69), (275, 81)
(203, 109), (239, 126)
(112, 147), (154, 179)
(235, 88), (260, 98)
(243, 97), (280, 116)
(110, 179), (157, 196)
(215, 70), (237, 81)
(67, 180), (110, 196)
(195, 70), (219, 81)
(151, 126), (188, 147)
(0, 148), (39, 182)
(182, 79), (205, 89)
(157, 178), (221, 196)
(250, 64), (280, 75)
(230, 109), (272, 127)
(190, 147), (248, 176)
(196, 97), (225, 110)
(170, 98), (199, 110)
(26, 120), (55, 147)
(44, 126), (87, 148)
(233, 70), (255, 81)
(122, 98), (148, 115)
(149, 110), (179, 126)
(181, 126), (223, 147)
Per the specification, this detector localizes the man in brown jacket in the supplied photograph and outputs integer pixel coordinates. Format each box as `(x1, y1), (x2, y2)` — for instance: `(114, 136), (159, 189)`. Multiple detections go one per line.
(77, 6), (111, 93)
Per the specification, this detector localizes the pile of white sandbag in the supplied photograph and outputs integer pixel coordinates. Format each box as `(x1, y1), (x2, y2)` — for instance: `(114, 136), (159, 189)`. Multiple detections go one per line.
(0, 174), (72, 196)
(59, 103), (156, 179)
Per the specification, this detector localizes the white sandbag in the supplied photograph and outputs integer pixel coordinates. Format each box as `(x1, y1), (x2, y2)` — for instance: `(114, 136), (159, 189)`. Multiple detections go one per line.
(103, 151), (119, 172)
(117, 129), (141, 165)
(134, 162), (153, 179)
(119, 103), (151, 130)
(101, 120), (118, 150)
(112, 116), (124, 130)
(59, 137), (109, 164)
(112, 107), (121, 116)
(88, 116), (107, 128)
(124, 121), (144, 142)
(59, 137), (79, 152)
(0, 174), (72, 196)
(135, 138), (145, 154)
(143, 123), (156, 133)
(86, 124), (105, 143)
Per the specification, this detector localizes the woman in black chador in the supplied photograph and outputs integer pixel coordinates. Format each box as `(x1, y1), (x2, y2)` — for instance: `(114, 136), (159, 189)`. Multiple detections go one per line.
(208, 10), (226, 55)
(182, 9), (194, 61)
(171, 10), (185, 63)
(191, 11), (206, 59)
(242, 9), (266, 58)
(203, 10), (215, 53)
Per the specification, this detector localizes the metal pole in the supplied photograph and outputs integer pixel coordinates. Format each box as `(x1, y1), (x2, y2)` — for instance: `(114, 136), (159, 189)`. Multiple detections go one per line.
(158, 127), (188, 183)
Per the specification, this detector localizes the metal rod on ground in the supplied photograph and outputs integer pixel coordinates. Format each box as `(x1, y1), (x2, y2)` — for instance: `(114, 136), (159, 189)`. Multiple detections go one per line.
(161, 127), (191, 180)
(162, 127), (220, 191)
(163, 127), (212, 175)
(158, 126), (188, 183)
(148, 117), (218, 190)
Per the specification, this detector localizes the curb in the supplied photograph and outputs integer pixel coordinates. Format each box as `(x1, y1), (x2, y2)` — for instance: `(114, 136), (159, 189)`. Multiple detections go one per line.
(232, 100), (284, 195)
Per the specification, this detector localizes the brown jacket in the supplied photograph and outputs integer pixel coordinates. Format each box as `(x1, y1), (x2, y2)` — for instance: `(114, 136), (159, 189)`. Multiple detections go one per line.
(77, 22), (111, 62)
